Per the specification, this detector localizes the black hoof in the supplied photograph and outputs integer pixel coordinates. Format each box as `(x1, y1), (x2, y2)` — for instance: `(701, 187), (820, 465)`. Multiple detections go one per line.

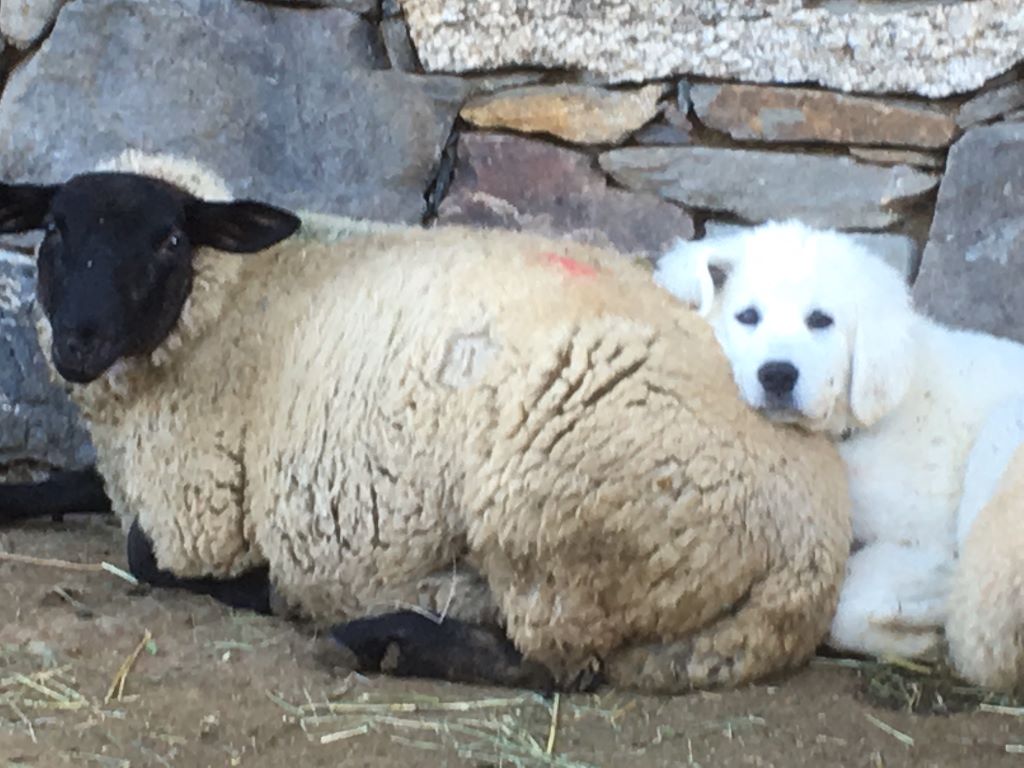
(0, 467), (111, 524)
(328, 610), (556, 693)
(564, 655), (606, 694)
(126, 518), (168, 586)
(126, 518), (272, 614)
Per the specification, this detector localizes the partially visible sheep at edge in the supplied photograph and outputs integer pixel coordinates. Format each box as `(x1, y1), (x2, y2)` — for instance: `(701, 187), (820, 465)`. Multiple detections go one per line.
(0, 149), (852, 693)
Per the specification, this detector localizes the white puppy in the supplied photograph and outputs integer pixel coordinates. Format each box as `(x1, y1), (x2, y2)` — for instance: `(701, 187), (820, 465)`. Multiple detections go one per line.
(654, 220), (1024, 688)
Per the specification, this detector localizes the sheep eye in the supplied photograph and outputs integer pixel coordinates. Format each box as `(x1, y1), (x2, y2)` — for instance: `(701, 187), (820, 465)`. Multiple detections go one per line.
(735, 307), (760, 326)
(806, 310), (834, 330)
(43, 219), (60, 238)
(155, 230), (181, 258)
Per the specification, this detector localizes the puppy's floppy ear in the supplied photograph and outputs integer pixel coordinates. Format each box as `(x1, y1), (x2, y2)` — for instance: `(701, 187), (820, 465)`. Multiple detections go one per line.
(0, 182), (59, 233)
(653, 236), (740, 317)
(849, 256), (916, 427)
(184, 198), (301, 253)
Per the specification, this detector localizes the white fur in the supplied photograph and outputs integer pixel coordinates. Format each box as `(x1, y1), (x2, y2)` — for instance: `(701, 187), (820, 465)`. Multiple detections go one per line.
(656, 220), (1024, 674)
(655, 222), (916, 437)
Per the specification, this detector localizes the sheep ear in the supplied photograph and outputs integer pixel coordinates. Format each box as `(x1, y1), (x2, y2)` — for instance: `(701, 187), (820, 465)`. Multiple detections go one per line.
(849, 263), (916, 427)
(653, 237), (737, 317)
(184, 199), (301, 253)
(0, 182), (58, 233)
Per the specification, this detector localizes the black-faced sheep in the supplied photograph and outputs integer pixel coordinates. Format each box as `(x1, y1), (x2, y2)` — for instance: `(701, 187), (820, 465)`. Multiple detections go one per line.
(0, 150), (852, 693)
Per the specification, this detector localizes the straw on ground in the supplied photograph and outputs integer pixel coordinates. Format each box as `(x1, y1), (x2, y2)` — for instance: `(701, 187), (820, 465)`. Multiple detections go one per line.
(105, 629), (153, 703)
(271, 689), (595, 768)
(0, 550), (139, 585)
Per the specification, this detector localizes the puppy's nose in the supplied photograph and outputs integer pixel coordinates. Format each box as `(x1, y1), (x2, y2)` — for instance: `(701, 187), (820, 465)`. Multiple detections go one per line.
(758, 361), (799, 397)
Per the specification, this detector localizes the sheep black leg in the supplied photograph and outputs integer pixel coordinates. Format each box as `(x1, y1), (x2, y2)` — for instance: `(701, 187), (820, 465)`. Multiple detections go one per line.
(126, 518), (272, 615)
(0, 466), (111, 523)
(327, 610), (561, 693)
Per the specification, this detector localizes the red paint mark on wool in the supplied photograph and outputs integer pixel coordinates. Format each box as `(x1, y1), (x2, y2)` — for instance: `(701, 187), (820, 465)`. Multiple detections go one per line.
(540, 252), (599, 277)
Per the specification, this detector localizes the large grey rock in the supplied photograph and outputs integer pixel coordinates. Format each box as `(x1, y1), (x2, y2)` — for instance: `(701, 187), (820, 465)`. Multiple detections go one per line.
(691, 83), (957, 148)
(438, 132), (693, 260)
(956, 80), (1024, 128)
(914, 122), (1024, 340)
(460, 84), (664, 145)
(0, 0), (466, 224)
(400, 0), (1024, 97)
(599, 146), (939, 230)
(0, 252), (92, 481)
(0, 0), (65, 48)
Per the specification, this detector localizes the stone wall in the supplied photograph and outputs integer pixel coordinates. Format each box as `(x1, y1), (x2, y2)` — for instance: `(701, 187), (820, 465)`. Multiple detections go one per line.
(0, 0), (1022, 476)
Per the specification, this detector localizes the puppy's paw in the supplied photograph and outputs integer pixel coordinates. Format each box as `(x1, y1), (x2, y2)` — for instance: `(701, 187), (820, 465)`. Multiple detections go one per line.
(830, 542), (952, 660)
(830, 593), (945, 660)
(867, 595), (947, 632)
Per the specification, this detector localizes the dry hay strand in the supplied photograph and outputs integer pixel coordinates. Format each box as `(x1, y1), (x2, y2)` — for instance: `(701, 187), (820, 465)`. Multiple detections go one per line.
(0, 644), (127, 747)
(269, 688), (597, 767)
(105, 629), (153, 703)
(272, 685), (768, 765)
(0, 550), (139, 586)
(813, 654), (1024, 715)
(863, 712), (914, 747)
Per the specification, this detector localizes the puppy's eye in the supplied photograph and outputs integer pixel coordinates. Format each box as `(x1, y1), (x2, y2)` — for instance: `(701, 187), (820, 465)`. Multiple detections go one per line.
(806, 310), (834, 330)
(735, 307), (760, 326)
(43, 218), (60, 239)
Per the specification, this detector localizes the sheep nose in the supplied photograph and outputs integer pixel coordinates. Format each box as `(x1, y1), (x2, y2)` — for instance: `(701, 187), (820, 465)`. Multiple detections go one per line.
(54, 324), (110, 373)
(61, 328), (100, 363)
(758, 361), (799, 397)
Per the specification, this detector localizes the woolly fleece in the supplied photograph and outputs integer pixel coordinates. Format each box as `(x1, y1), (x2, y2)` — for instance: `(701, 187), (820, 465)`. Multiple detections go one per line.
(947, 441), (1024, 690)
(39, 151), (852, 690)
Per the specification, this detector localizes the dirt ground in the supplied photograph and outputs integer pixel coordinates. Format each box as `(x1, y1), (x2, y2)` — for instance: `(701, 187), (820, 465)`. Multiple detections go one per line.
(0, 519), (1023, 768)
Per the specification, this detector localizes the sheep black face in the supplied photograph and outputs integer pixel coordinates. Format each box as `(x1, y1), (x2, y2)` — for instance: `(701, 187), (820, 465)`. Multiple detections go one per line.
(0, 172), (300, 383)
